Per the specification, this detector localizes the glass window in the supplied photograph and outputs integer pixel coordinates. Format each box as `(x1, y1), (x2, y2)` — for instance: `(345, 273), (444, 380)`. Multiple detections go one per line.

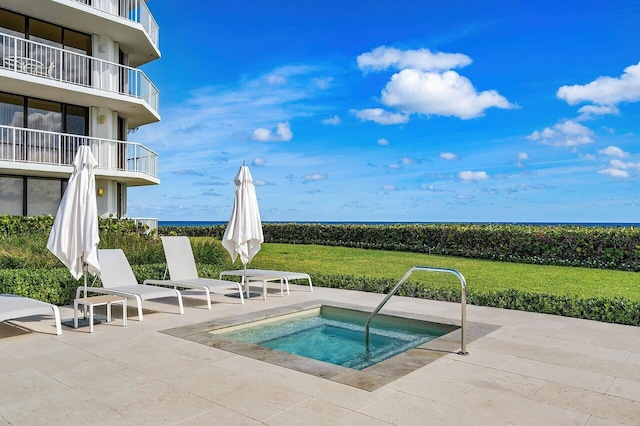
(63, 29), (91, 55)
(0, 176), (23, 215)
(0, 92), (23, 127)
(65, 105), (88, 135)
(27, 98), (61, 132)
(0, 9), (25, 37)
(29, 19), (62, 47)
(26, 178), (60, 216)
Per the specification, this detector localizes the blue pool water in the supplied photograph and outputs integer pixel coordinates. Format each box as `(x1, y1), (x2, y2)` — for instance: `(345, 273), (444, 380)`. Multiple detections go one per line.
(218, 307), (455, 370)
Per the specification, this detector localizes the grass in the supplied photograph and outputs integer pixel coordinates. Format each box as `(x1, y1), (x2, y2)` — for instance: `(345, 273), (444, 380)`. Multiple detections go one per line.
(239, 242), (640, 302)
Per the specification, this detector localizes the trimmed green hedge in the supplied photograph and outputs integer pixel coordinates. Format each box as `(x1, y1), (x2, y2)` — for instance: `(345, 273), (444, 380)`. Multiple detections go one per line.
(160, 223), (640, 271)
(309, 273), (640, 326)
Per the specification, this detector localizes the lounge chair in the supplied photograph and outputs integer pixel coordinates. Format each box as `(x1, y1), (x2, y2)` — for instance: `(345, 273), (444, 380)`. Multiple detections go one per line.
(81, 249), (184, 321)
(143, 236), (244, 308)
(0, 294), (62, 335)
(219, 268), (313, 294)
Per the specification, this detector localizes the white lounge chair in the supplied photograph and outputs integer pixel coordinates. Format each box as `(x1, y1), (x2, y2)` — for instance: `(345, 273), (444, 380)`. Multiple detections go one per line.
(143, 236), (244, 308)
(219, 268), (313, 294)
(0, 294), (62, 335)
(81, 249), (184, 321)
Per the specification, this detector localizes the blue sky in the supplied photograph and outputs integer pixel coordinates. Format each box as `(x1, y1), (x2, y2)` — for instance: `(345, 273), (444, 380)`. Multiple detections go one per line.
(129, 0), (640, 223)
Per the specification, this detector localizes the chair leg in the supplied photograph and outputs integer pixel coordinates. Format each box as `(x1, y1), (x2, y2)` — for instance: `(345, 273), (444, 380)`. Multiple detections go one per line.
(175, 290), (184, 314)
(135, 295), (144, 321)
(237, 283), (245, 304)
(204, 288), (212, 309)
(52, 305), (61, 335)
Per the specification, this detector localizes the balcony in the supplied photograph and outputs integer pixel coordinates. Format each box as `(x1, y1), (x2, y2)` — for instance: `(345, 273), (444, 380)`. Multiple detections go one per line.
(0, 125), (159, 186)
(1, 0), (159, 66)
(71, 0), (159, 50)
(0, 32), (159, 127)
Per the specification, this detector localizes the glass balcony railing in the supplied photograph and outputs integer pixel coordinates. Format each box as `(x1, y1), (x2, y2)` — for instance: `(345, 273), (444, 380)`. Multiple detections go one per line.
(71, 0), (159, 48)
(0, 125), (158, 179)
(0, 32), (159, 115)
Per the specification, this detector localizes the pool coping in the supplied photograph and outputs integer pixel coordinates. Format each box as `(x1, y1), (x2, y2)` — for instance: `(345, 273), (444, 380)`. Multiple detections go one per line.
(160, 299), (499, 391)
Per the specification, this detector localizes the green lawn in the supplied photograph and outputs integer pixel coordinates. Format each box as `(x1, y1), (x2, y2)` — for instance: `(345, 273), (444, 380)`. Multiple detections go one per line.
(242, 243), (640, 301)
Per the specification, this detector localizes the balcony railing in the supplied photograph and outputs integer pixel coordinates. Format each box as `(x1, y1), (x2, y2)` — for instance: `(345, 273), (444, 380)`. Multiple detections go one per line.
(0, 32), (159, 115)
(0, 125), (158, 179)
(71, 0), (159, 48)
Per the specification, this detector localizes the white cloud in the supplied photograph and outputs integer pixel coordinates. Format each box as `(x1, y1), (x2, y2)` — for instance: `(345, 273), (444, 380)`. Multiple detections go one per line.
(383, 184), (397, 191)
(528, 120), (594, 147)
(377, 138), (390, 146)
(517, 152), (529, 160)
(303, 173), (327, 182)
(389, 164), (401, 170)
(313, 76), (333, 89)
(598, 146), (628, 157)
(610, 159), (640, 170)
(400, 157), (413, 165)
(598, 168), (630, 178)
(250, 122), (293, 142)
(459, 170), (489, 182)
(576, 104), (619, 120)
(321, 115), (341, 125)
(440, 152), (458, 161)
(557, 62), (640, 106)
(253, 179), (272, 186)
(352, 108), (409, 125)
(267, 74), (287, 85)
(357, 46), (472, 72)
(252, 157), (266, 166)
(381, 69), (515, 119)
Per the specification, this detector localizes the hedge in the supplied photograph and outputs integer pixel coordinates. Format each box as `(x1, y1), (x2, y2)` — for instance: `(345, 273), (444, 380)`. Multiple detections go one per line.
(160, 223), (640, 271)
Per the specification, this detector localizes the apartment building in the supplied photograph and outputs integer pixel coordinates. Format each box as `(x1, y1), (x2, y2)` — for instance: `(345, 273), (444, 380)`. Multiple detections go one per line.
(0, 0), (160, 227)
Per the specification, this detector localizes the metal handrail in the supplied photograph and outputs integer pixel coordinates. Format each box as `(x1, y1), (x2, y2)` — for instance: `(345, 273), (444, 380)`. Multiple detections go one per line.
(70, 0), (160, 48)
(365, 266), (468, 355)
(0, 32), (159, 114)
(0, 125), (158, 178)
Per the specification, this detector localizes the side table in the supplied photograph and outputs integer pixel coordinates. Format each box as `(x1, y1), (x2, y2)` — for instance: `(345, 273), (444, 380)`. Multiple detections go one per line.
(74, 295), (127, 333)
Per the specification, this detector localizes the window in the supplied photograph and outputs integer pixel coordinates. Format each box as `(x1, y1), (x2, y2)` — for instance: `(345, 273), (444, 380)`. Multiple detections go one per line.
(0, 176), (23, 215)
(26, 178), (62, 216)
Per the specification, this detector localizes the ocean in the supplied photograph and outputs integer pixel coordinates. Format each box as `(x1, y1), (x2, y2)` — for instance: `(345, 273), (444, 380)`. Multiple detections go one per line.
(159, 221), (640, 228)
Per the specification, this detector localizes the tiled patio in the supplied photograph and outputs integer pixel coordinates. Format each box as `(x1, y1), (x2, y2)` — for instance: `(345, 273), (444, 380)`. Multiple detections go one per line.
(1, 284), (639, 425)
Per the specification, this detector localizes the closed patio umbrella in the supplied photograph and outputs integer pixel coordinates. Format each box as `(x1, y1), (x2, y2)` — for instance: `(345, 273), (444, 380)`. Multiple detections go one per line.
(221, 163), (264, 296)
(47, 145), (101, 298)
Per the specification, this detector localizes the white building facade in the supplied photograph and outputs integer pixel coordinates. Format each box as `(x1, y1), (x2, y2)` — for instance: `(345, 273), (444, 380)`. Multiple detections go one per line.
(0, 0), (160, 227)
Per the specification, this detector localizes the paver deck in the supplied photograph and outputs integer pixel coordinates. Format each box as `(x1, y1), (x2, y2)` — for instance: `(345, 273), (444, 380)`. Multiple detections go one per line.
(1, 284), (639, 425)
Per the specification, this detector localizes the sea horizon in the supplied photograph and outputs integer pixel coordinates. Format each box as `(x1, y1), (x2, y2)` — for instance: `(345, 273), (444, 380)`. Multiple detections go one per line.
(159, 220), (640, 228)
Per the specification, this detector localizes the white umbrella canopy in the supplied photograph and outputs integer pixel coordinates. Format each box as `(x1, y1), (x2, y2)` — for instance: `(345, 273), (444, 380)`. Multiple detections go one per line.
(47, 146), (101, 297)
(222, 164), (264, 282)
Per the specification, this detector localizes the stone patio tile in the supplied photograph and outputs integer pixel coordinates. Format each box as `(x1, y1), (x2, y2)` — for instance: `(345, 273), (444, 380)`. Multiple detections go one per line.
(101, 380), (218, 425)
(442, 385), (590, 425)
(488, 328), (631, 362)
(0, 333), (66, 359)
(0, 367), (65, 406)
(19, 344), (105, 376)
(0, 390), (128, 426)
(562, 353), (640, 382)
(218, 382), (311, 421)
(453, 346), (516, 369)
(434, 358), (547, 398)
(165, 340), (237, 363)
(52, 360), (152, 396)
(606, 377), (640, 402)
(532, 381), (640, 425)
(627, 352), (640, 366)
(360, 389), (495, 425)
(469, 336), (577, 365)
(135, 357), (255, 402)
(585, 416), (633, 426)
(176, 406), (263, 425)
(274, 368), (395, 412)
(0, 353), (29, 375)
(265, 397), (391, 426)
(502, 357), (614, 393)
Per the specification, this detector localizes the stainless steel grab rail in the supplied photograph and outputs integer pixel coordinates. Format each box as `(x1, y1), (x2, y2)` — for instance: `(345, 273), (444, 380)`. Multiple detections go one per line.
(364, 266), (469, 355)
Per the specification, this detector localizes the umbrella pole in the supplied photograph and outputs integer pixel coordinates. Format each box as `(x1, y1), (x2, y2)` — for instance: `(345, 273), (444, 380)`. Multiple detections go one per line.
(243, 263), (247, 298)
(83, 263), (88, 299)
